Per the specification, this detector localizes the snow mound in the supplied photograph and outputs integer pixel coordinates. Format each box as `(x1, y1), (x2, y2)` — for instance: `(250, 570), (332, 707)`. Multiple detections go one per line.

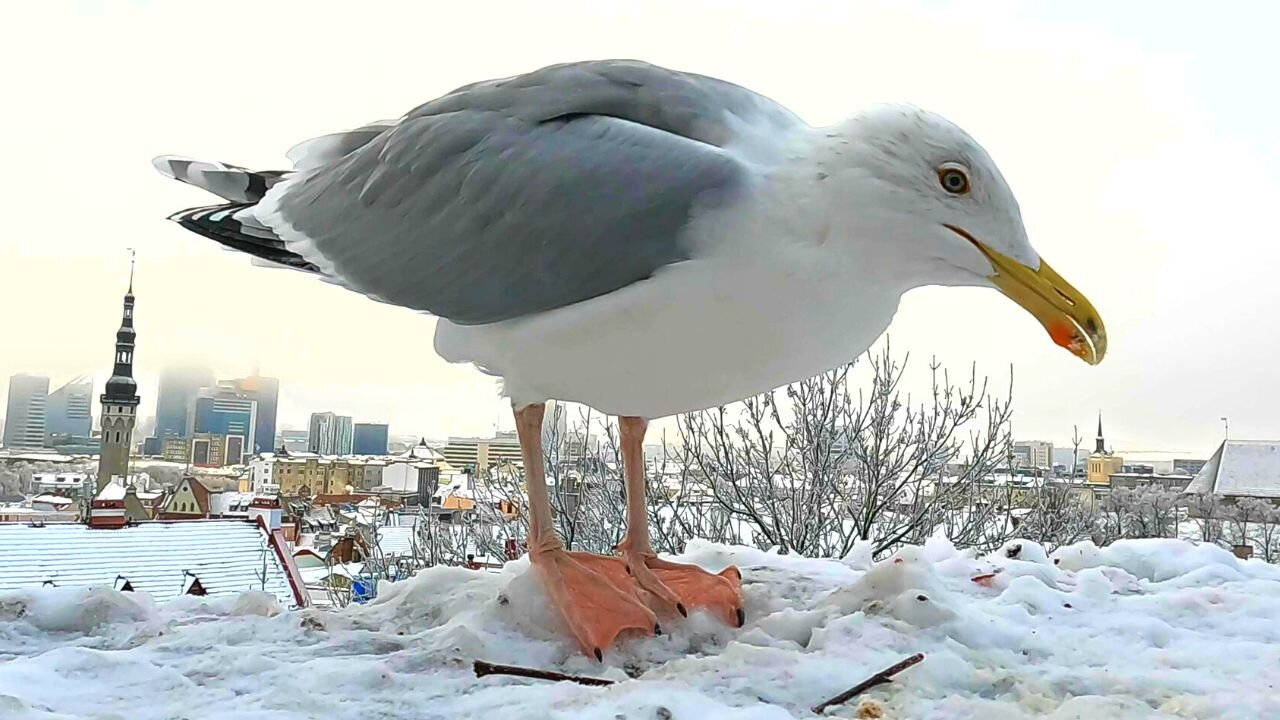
(3, 538), (1280, 718)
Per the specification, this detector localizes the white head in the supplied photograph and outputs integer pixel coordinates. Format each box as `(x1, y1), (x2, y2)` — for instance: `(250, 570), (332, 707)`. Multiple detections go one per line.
(821, 105), (1106, 365)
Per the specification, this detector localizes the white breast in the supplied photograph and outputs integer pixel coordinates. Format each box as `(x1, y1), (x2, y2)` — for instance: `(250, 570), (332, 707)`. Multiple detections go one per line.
(433, 250), (902, 418)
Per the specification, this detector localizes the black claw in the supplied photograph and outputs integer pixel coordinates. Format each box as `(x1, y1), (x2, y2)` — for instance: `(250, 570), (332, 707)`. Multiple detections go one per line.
(594, 648), (603, 662)
(735, 607), (745, 627)
(677, 603), (688, 617)
(654, 623), (662, 635)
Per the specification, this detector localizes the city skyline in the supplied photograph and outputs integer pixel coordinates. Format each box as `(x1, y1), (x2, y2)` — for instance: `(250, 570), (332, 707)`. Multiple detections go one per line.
(4, 3), (1278, 454)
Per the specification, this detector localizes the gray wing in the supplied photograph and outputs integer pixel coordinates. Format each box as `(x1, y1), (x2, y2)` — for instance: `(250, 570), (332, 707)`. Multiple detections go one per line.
(265, 60), (803, 325)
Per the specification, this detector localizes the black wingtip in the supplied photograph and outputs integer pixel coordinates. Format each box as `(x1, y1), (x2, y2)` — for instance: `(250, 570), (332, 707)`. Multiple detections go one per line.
(593, 648), (603, 662)
(735, 607), (745, 627)
(677, 603), (688, 617)
(654, 623), (662, 635)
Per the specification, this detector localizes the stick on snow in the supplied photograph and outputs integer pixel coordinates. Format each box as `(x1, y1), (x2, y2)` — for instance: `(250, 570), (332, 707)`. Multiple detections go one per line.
(473, 660), (616, 687)
(811, 653), (925, 714)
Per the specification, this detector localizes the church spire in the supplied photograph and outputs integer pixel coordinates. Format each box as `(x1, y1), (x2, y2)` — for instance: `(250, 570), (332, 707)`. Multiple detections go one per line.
(103, 262), (139, 404)
(1095, 412), (1106, 455)
(97, 256), (141, 493)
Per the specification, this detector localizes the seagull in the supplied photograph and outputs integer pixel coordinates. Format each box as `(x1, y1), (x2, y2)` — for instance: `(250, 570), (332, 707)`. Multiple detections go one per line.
(154, 59), (1106, 659)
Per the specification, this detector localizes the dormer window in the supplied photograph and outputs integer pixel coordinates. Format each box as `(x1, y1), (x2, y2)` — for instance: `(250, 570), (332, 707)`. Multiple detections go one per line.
(182, 571), (207, 597)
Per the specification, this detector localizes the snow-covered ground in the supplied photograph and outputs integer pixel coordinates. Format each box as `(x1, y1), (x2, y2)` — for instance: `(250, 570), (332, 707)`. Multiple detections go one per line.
(3, 536), (1280, 719)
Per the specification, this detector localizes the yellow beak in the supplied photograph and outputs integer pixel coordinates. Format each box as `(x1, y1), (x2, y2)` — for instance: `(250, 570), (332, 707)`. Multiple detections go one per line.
(946, 225), (1107, 365)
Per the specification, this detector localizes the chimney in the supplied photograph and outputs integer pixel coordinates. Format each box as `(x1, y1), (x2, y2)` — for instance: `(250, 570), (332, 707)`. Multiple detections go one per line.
(248, 496), (282, 530)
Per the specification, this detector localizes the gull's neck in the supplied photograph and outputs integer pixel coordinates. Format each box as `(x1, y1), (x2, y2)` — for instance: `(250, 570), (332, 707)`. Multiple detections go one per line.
(708, 121), (913, 288)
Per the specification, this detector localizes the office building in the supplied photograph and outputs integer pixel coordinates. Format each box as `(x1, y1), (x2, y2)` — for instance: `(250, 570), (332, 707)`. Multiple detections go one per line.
(191, 384), (257, 466)
(227, 373), (279, 454)
(1012, 440), (1054, 470)
(308, 412), (353, 455)
(3, 374), (49, 450)
(353, 422), (389, 455)
(45, 376), (93, 440)
(279, 429), (309, 453)
(440, 433), (523, 474)
(152, 365), (214, 447)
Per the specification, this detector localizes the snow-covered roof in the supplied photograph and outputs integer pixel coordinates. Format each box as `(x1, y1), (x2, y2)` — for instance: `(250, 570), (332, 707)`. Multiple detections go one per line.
(0, 520), (300, 606)
(95, 483), (128, 501)
(1185, 440), (1280, 498)
(0, 451), (79, 463)
(32, 473), (89, 485)
(208, 491), (255, 515)
(31, 494), (75, 506)
(375, 526), (416, 557)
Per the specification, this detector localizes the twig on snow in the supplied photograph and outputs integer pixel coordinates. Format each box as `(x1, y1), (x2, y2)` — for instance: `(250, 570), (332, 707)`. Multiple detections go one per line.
(473, 660), (616, 687)
(811, 653), (925, 714)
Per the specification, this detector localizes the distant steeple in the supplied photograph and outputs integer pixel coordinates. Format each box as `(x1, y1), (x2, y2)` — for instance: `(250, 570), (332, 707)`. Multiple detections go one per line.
(1095, 412), (1106, 455)
(103, 262), (138, 405)
(97, 255), (141, 493)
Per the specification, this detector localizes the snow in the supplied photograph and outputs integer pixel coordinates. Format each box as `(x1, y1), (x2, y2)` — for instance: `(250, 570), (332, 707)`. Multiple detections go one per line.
(3, 537), (1280, 718)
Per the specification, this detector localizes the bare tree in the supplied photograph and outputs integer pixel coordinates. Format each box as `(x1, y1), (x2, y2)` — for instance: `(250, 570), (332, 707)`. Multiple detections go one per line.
(1070, 425), (1083, 479)
(469, 408), (632, 557)
(678, 345), (1015, 558)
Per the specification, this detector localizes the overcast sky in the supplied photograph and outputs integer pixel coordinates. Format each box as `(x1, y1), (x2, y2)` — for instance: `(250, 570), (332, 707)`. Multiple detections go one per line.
(3, 1), (1277, 453)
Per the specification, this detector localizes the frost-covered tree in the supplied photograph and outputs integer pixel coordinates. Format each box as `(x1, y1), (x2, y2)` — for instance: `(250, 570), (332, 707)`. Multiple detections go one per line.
(0, 468), (22, 496)
(678, 345), (1015, 558)
(1098, 486), (1181, 542)
(1016, 483), (1100, 552)
(1222, 497), (1280, 562)
(1183, 492), (1224, 545)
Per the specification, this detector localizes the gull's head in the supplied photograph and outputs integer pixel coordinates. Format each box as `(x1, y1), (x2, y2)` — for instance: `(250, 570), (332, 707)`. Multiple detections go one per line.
(828, 104), (1106, 365)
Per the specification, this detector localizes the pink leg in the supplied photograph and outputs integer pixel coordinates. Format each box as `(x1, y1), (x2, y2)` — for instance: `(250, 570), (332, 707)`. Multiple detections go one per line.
(514, 404), (657, 660)
(615, 416), (744, 627)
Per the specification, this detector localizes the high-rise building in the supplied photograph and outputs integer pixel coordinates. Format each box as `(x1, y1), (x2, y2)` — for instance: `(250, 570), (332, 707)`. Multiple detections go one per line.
(308, 412), (353, 455)
(152, 365), (214, 448)
(1012, 440), (1054, 470)
(191, 383), (257, 466)
(352, 423), (389, 455)
(46, 376), (93, 439)
(440, 433), (524, 474)
(3, 374), (49, 450)
(542, 399), (571, 452)
(279, 429), (309, 453)
(227, 373), (279, 455)
(98, 264), (140, 492)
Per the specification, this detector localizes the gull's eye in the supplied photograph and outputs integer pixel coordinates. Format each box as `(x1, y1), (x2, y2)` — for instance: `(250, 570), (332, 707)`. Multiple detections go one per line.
(937, 165), (970, 195)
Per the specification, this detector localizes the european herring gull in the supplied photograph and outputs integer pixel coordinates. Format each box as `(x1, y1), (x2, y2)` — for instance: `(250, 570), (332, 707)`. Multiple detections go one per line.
(155, 59), (1106, 659)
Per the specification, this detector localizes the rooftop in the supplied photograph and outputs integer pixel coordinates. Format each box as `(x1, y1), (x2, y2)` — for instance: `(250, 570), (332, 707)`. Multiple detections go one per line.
(0, 520), (300, 606)
(1184, 440), (1280, 499)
